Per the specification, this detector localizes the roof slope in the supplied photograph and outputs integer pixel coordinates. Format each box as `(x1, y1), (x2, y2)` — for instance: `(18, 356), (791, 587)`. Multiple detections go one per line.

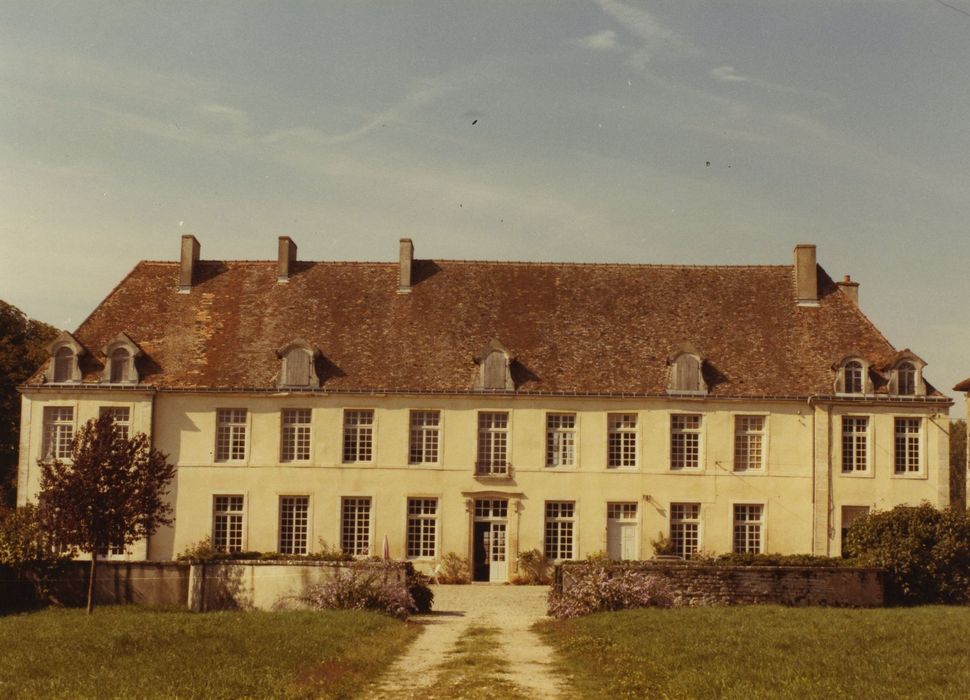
(32, 257), (938, 397)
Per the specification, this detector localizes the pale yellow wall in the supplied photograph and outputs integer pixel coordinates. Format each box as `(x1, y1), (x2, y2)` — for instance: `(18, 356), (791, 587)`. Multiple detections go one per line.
(19, 390), (949, 574)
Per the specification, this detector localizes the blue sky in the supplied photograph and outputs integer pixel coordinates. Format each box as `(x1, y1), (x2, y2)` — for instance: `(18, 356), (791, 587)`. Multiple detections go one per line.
(2, 1), (969, 404)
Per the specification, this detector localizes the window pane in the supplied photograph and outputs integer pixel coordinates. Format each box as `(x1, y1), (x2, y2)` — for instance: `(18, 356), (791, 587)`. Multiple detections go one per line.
(279, 496), (309, 555)
(544, 501), (575, 560)
(406, 497), (438, 558)
(343, 410), (374, 463)
(546, 413), (576, 467)
(734, 416), (765, 471)
(670, 414), (702, 470)
(281, 409), (311, 462)
(409, 411), (440, 465)
(341, 498), (371, 555)
(670, 503), (701, 559)
(607, 414), (637, 468)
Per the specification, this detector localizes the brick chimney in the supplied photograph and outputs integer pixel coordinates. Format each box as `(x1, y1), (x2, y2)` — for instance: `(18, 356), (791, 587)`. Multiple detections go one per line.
(278, 236), (297, 283)
(837, 274), (859, 305)
(178, 234), (200, 294)
(398, 238), (414, 294)
(794, 244), (819, 307)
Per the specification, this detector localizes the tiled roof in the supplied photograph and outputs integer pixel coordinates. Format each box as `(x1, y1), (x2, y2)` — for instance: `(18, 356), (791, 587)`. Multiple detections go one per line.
(29, 255), (944, 398)
(954, 378), (970, 392)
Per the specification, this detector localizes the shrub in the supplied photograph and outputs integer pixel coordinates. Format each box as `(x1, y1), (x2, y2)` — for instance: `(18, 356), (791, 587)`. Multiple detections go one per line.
(407, 569), (434, 613)
(711, 553), (848, 568)
(176, 537), (353, 563)
(0, 504), (71, 609)
(845, 503), (970, 604)
(436, 552), (471, 584)
(548, 563), (674, 618)
(512, 548), (550, 584)
(650, 532), (677, 557)
(300, 562), (417, 619)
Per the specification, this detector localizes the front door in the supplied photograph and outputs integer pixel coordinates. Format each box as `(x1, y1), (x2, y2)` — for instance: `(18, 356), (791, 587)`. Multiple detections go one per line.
(473, 522), (491, 581)
(607, 503), (639, 560)
(473, 521), (508, 582)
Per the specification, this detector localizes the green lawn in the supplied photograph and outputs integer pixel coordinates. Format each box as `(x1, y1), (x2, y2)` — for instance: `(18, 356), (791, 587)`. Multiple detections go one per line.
(0, 606), (418, 699)
(538, 606), (970, 699)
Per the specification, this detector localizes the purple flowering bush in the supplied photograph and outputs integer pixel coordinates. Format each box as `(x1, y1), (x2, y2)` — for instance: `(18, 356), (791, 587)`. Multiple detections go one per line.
(299, 562), (418, 620)
(548, 564), (675, 618)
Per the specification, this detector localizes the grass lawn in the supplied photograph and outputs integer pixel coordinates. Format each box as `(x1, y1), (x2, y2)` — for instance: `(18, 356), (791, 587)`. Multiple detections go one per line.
(0, 606), (419, 699)
(538, 606), (970, 699)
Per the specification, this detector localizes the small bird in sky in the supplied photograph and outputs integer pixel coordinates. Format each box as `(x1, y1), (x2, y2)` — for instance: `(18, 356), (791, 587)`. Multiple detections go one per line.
(472, 119), (478, 125)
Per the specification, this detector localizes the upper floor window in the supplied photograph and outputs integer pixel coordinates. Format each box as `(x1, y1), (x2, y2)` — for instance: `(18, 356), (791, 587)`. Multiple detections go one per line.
(47, 331), (84, 383)
(101, 333), (141, 384)
(734, 416), (765, 472)
(607, 413), (637, 468)
(477, 411), (509, 476)
(894, 418), (922, 474)
(99, 406), (131, 440)
(546, 413), (576, 468)
(42, 406), (74, 460)
(409, 411), (440, 465)
(888, 353), (926, 397)
(841, 416), (870, 473)
(215, 409), (247, 462)
(281, 409), (311, 462)
(473, 339), (514, 391)
(844, 361), (864, 393)
(667, 348), (707, 395)
(53, 347), (75, 382)
(835, 357), (871, 395)
(277, 340), (320, 388)
(343, 410), (374, 463)
(896, 362), (917, 395)
(670, 414), (702, 470)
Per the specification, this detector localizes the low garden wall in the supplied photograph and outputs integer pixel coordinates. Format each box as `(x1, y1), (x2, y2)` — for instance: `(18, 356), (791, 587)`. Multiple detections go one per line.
(45, 561), (191, 608)
(556, 562), (886, 607)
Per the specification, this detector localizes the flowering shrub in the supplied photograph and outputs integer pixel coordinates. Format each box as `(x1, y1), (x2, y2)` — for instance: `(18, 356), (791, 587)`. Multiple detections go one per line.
(299, 562), (417, 619)
(511, 548), (551, 585)
(548, 564), (674, 618)
(436, 552), (471, 584)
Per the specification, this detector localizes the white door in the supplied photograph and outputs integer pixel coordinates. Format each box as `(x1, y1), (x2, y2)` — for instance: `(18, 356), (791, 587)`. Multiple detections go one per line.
(607, 503), (639, 560)
(489, 522), (507, 582)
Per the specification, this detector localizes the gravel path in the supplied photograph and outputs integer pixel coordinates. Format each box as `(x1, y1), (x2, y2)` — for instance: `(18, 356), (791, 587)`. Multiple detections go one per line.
(364, 585), (567, 699)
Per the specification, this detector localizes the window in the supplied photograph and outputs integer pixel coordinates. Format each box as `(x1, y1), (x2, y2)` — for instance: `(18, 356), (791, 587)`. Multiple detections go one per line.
(409, 411), (440, 465)
(47, 332), (83, 384)
(99, 406), (131, 440)
(213, 495), (245, 552)
(670, 414), (702, 469)
(607, 413), (637, 468)
(843, 360), (864, 394)
(670, 503), (701, 559)
(341, 497), (371, 556)
(101, 333), (141, 384)
(841, 416), (869, 473)
(546, 413), (576, 467)
(475, 499), (508, 519)
(53, 347), (75, 383)
(841, 506), (870, 556)
(215, 409), (247, 462)
(278, 496), (310, 555)
(733, 504), (764, 554)
(277, 341), (319, 388)
(476, 412), (509, 475)
(42, 406), (74, 460)
(342, 410), (374, 463)
(896, 362), (917, 396)
(108, 348), (131, 383)
(281, 409), (311, 462)
(544, 502), (575, 561)
(734, 416), (765, 472)
(474, 340), (513, 391)
(406, 498), (438, 558)
(894, 418), (922, 474)
(667, 350), (707, 394)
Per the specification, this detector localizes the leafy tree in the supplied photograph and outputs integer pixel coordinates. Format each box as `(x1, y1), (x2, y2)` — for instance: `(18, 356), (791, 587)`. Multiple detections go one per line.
(845, 503), (970, 604)
(0, 300), (57, 506)
(0, 503), (71, 608)
(39, 414), (176, 613)
(950, 419), (967, 511)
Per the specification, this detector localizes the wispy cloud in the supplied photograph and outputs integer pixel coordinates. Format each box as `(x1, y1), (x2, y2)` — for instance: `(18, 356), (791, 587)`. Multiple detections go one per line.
(574, 29), (619, 51)
(592, 0), (696, 57)
(710, 65), (840, 107)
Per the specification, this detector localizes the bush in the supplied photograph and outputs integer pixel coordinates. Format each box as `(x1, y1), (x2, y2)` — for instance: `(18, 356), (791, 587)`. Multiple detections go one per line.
(407, 569), (434, 613)
(299, 562), (417, 619)
(512, 548), (550, 584)
(177, 537), (353, 563)
(0, 504), (71, 610)
(710, 553), (848, 568)
(548, 563), (674, 618)
(845, 503), (970, 604)
(436, 552), (471, 584)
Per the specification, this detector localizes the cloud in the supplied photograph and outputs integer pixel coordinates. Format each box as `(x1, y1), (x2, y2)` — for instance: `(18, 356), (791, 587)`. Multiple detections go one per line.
(710, 66), (749, 83)
(198, 103), (249, 133)
(575, 29), (619, 51)
(710, 65), (841, 107)
(592, 0), (696, 57)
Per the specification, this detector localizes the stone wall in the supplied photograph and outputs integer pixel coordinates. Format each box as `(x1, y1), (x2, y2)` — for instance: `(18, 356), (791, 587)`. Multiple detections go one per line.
(557, 562), (886, 607)
(48, 561), (191, 608)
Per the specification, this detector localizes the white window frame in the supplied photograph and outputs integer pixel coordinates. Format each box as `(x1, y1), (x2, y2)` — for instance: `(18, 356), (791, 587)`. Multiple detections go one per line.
(278, 495), (311, 555)
(341, 497), (372, 556)
(280, 408), (312, 463)
(406, 497), (439, 559)
(893, 417), (924, 476)
(670, 413), (703, 470)
(409, 410), (441, 465)
(545, 413), (577, 468)
(212, 494), (246, 553)
(476, 411), (510, 476)
(342, 409), (375, 463)
(607, 413), (638, 469)
(42, 406), (75, 461)
(732, 503), (765, 554)
(669, 503), (701, 559)
(840, 415), (871, 475)
(544, 501), (576, 561)
(733, 415), (766, 473)
(215, 408), (248, 463)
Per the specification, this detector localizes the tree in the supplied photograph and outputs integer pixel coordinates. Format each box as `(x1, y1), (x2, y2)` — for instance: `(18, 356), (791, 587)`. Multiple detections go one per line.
(39, 414), (176, 613)
(950, 419), (967, 511)
(0, 300), (57, 506)
(0, 503), (70, 609)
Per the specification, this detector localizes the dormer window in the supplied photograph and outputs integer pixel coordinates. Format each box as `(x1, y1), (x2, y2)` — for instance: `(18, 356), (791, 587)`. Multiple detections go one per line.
(886, 352), (926, 397)
(473, 339), (514, 391)
(277, 340), (320, 388)
(667, 346), (707, 395)
(896, 362), (916, 395)
(101, 333), (142, 384)
(46, 331), (84, 384)
(834, 356), (872, 395)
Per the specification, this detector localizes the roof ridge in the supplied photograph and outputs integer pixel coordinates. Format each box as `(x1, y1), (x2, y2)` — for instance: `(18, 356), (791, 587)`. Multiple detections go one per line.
(139, 259), (792, 270)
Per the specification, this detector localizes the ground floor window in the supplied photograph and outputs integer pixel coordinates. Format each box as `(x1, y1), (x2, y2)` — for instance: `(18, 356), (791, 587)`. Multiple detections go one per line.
(406, 498), (438, 558)
(733, 504), (764, 554)
(341, 497), (372, 556)
(213, 495), (245, 552)
(670, 503), (701, 559)
(840, 505), (870, 557)
(279, 496), (310, 555)
(544, 501), (575, 561)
